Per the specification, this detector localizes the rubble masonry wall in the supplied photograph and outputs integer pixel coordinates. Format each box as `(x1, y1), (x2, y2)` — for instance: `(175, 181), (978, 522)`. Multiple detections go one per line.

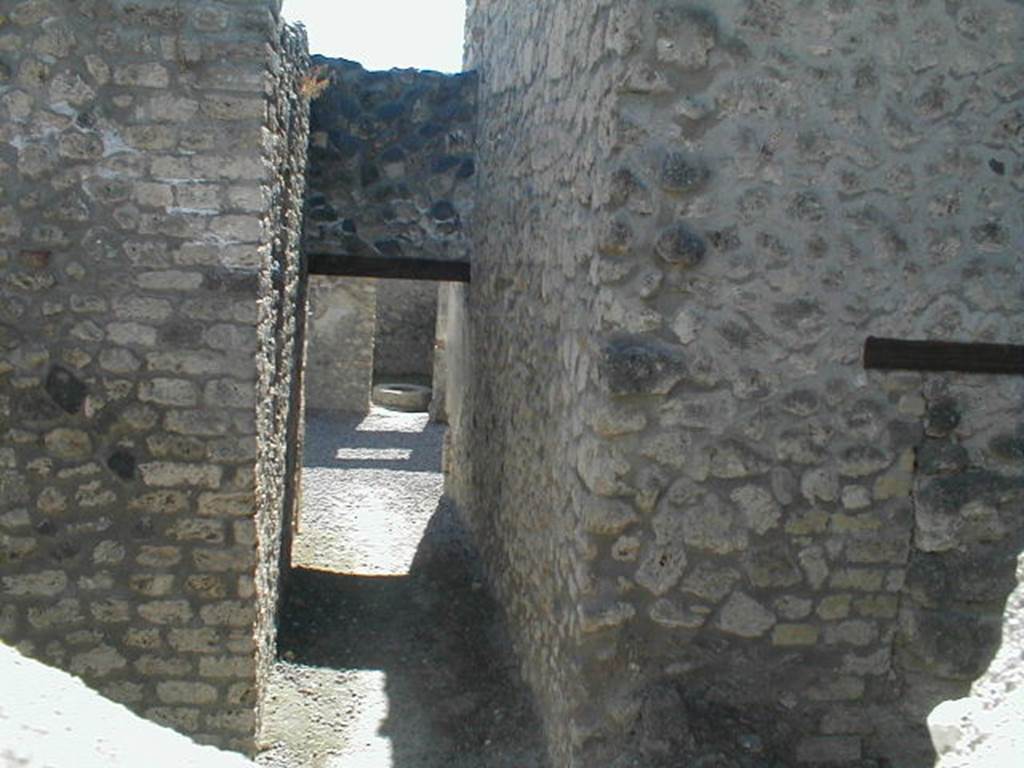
(0, 0), (309, 754)
(302, 58), (476, 411)
(450, 1), (1024, 765)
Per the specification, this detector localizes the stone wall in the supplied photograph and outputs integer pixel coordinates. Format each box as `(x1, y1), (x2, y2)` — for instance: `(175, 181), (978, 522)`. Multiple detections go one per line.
(446, 1), (624, 761)
(373, 279), (437, 381)
(302, 57), (477, 409)
(451, 1), (1024, 766)
(303, 276), (376, 412)
(0, 0), (308, 754)
(251, 16), (309, 752)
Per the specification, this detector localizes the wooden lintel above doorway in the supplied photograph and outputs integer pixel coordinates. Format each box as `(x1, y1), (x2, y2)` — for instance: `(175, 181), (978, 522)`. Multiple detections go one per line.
(306, 252), (471, 283)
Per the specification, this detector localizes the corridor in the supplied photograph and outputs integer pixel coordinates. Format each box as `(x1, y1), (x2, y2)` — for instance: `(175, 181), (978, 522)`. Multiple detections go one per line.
(256, 408), (545, 768)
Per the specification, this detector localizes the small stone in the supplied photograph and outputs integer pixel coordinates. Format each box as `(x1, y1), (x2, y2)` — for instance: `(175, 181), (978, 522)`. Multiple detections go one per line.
(839, 446), (891, 477)
(852, 594), (899, 619)
(925, 398), (960, 437)
(897, 393), (926, 416)
(823, 620), (878, 646)
(845, 534), (910, 565)
(655, 223), (706, 267)
(107, 450), (136, 480)
(917, 442), (968, 476)
(114, 63), (169, 88)
(600, 337), (686, 396)
(840, 485), (871, 510)
(774, 596), (812, 620)
(747, 544), (803, 587)
(199, 655), (253, 679)
(650, 599), (707, 629)
(591, 404), (646, 437)
(580, 600), (636, 633)
(799, 546), (829, 590)
(69, 645), (127, 677)
(139, 378), (198, 406)
(829, 568), (885, 592)
(138, 462), (222, 489)
(817, 595), (852, 620)
(716, 592), (775, 637)
(576, 437), (631, 497)
(772, 623), (820, 646)
(199, 601), (255, 627)
(91, 599), (133, 624)
(193, 547), (252, 573)
(44, 428), (92, 460)
(130, 491), (188, 516)
(3, 570), (67, 597)
(682, 494), (747, 554)
(36, 487), (67, 515)
(611, 535), (641, 561)
(681, 563), (739, 603)
(581, 498), (638, 535)
(636, 540), (687, 596)
(136, 547), (181, 568)
(138, 600), (193, 625)
(660, 151), (710, 193)
(197, 493), (252, 518)
(156, 681), (217, 705)
(873, 448), (915, 499)
(45, 365), (87, 413)
(801, 468), (838, 503)
(92, 541), (125, 565)
(130, 573), (174, 598)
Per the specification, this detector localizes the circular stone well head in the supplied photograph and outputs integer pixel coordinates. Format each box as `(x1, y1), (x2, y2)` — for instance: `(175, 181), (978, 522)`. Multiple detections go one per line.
(371, 382), (432, 412)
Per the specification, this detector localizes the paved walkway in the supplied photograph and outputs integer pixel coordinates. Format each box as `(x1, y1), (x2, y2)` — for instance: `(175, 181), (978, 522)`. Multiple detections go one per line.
(257, 408), (546, 768)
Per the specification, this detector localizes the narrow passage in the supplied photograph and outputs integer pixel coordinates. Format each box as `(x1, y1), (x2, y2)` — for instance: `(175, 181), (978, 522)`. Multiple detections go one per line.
(257, 408), (546, 768)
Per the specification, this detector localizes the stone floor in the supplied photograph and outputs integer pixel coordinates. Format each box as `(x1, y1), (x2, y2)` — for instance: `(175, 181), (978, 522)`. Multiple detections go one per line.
(256, 408), (546, 768)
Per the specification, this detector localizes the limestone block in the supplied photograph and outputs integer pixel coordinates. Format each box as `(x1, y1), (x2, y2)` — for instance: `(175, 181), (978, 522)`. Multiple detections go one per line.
(138, 600), (193, 626)
(139, 462), (222, 488)
(2, 570), (67, 597)
(157, 681), (218, 705)
(43, 428), (92, 460)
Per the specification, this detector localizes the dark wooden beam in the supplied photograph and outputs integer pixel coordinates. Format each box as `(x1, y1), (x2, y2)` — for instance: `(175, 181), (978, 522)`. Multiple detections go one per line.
(863, 336), (1024, 375)
(307, 252), (470, 282)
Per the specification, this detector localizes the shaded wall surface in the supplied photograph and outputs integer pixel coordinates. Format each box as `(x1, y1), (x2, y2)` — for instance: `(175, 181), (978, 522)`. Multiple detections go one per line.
(373, 279), (437, 381)
(303, 276), (376, 412)
(450, 1), (1024, 766)
(0, 0), (309, 754)
(302, 58), (477, 409)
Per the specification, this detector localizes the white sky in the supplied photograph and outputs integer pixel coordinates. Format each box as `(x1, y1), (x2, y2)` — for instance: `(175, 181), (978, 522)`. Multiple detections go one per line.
(282, 1), (467, 73)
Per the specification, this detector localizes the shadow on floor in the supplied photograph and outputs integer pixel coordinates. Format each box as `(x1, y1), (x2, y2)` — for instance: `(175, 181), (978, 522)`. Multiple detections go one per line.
(302, 408), (440, 473)
(276, 499), (547, 768)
